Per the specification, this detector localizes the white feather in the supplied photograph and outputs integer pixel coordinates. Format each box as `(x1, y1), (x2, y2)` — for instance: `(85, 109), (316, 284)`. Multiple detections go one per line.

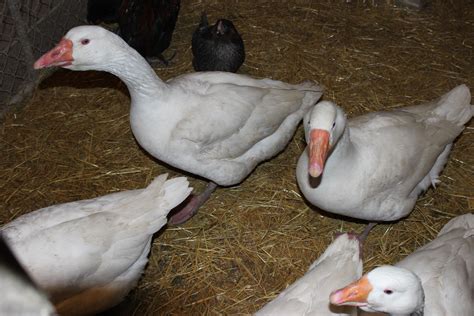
(1, 174), (192, 315)
(50, 25), (323, 187)
(297, 85), (472, 221)
(340, 214), (474, 316)
(255, 233), (362, 316)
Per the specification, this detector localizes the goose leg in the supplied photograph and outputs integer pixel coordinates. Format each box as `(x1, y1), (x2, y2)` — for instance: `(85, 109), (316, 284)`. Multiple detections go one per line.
(358, 222), (377, 242)
(341, 222), (376, 260)
(168, 182), (218, 225)
(335, 222), (376, 242)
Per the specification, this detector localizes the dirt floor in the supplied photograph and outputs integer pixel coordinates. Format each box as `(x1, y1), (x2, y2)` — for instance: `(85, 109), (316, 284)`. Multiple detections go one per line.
(1, 0), (473, 315)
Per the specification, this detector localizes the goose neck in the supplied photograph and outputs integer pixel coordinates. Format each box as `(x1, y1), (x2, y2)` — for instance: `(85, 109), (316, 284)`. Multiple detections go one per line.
(391, 287), (425, 316)
(98, 47), (167, 102)
(329, 127), (354, 160)
(391, 308), (423, 316)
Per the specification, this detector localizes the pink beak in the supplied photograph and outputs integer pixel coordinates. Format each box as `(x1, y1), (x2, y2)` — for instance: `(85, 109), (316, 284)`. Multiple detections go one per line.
(34, 38), (73, 69)
(308, 129), (330, 178)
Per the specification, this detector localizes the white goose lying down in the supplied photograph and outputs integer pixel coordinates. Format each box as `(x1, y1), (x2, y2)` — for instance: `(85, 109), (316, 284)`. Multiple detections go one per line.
(297, 85), (473, 221)
(34, 25), (323, 224)
(255, 233), (364, 316)
(1, 174), (191, 316)
(330, 213), (474, 315)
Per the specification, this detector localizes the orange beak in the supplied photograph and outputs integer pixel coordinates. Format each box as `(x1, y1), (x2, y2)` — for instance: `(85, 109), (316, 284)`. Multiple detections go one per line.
(329, 275), (372, 307)
(33, 38), (73, 69)
(308, 129), (330, 178)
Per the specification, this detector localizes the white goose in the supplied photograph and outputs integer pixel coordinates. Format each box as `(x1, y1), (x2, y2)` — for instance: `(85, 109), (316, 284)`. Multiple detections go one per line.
(1, 174), (191, 315)
(255, 233), (364, 316)
(296, 85), (472, 221)
(33, 25), (323, 224)
(0, 236), (55, 316)
(330, 213), (474, 315)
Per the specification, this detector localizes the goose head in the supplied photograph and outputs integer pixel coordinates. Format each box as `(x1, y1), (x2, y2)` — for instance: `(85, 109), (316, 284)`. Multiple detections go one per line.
(329, 265), (424, 315)
(304, 101), (346, 177)
(34, 26), (129, 71)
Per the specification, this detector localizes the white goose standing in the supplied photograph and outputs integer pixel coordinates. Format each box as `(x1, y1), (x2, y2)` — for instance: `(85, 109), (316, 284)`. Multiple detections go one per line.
(296, 85), (472, 221)
(330, 213), (474, 315)
(34, 25), (323, 224)
(1, 174), (191, 315)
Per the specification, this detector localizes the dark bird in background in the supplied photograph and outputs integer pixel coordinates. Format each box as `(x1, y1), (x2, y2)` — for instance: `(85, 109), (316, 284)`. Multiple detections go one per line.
(192, 13), (245, 73)
(87, 0), (123, 24)
(87, 0), (181, 65)
(118, 0), (181, 65)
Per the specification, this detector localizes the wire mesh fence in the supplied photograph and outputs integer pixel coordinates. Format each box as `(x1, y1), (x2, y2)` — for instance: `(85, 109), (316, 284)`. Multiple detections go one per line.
(0, 0), (87, 116)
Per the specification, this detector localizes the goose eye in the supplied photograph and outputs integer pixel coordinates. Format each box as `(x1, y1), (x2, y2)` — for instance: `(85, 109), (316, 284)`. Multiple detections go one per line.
(81, 39), (90, 45)
(332, 122), (336, 129)
(384, 289), (393, 295)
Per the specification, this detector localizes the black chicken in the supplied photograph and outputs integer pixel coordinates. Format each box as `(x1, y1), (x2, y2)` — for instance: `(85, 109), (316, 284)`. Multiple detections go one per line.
(192, 13), (245, 73)
(87, 0), (181, 65)
(87, 0), (123, 24)
(118, 0), (180, 65)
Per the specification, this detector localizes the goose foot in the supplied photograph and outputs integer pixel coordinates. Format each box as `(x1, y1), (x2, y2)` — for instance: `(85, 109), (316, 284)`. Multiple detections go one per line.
(168, 182), (218, 225)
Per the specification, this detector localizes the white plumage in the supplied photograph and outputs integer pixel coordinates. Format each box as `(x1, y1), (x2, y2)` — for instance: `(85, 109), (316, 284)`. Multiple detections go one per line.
(330, 213), (474, 315)
(1, 174), (191, 315)
(255, 233), (362, 316)
(395, 213), (474, 315)
(34, 25), (322, 223)
(297, 85), (473, 221)
(34, 26), (322, 187)
(0, 236), (55, 316)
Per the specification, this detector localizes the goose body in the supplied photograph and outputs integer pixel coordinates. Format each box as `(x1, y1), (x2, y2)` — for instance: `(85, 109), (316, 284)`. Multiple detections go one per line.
(34, 26), (322, 187)
(331, 213), (474, 315)
(0, 236), (55, 316)
(34, 25), (322, 222)
(1, 174), (191, 315)
(296, 85), (473, 221)
(255, 233), (362, 316)
(130, 71), (321, 186)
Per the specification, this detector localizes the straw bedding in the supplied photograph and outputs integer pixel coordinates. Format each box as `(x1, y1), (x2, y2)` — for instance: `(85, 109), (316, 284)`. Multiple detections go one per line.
(0, 0), (472, 314)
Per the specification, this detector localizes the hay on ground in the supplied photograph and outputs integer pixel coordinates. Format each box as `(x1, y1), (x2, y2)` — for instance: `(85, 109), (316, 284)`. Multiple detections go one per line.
(0, 0), (473, 314)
